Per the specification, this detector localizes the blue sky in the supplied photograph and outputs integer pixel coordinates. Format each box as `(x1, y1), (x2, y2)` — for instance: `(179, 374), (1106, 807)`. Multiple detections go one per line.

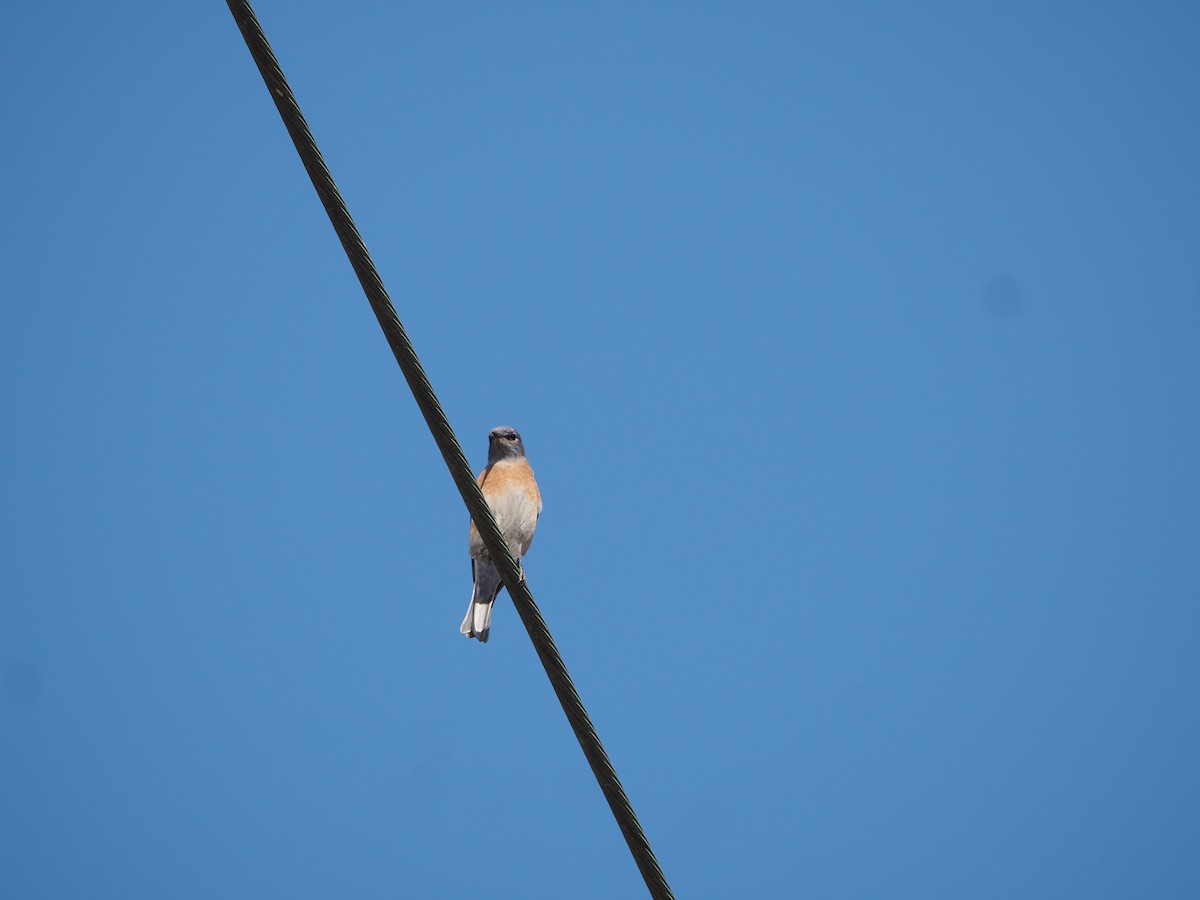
(3, 2), (1199, 897)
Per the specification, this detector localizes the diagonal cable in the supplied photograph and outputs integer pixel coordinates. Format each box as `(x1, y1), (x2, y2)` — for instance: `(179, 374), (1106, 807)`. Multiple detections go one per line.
(224, 3), (674, 898)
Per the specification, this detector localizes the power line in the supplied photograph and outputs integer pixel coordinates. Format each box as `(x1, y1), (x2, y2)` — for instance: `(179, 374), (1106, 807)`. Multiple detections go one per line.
(224, 3), (674, 898)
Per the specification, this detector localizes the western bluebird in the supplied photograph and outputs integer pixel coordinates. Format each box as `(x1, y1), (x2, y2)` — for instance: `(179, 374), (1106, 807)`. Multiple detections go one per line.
(460, 426), (542, 642)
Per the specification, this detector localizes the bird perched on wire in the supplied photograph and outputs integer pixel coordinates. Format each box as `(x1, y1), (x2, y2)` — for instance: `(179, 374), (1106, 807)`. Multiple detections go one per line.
(460, 426), (542, 642)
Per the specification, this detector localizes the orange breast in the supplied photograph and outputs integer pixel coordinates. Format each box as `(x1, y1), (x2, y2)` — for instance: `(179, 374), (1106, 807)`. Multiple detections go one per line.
(469, 459), (541, 559)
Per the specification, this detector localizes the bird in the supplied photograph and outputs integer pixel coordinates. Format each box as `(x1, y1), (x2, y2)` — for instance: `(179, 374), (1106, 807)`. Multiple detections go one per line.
(460, 426), (542, 642)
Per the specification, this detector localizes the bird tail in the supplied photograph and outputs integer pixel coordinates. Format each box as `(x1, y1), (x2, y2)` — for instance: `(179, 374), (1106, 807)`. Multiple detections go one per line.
(460, 559), (502, 642)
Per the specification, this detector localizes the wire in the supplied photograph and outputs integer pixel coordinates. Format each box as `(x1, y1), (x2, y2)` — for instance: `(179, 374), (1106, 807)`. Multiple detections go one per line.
(225, 3), (675, 897)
